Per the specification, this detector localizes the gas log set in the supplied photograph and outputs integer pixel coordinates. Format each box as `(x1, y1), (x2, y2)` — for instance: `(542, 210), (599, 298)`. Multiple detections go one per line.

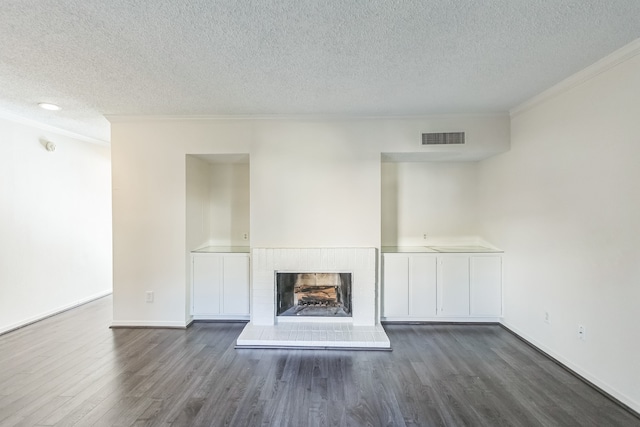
(276, 272), (352, 317)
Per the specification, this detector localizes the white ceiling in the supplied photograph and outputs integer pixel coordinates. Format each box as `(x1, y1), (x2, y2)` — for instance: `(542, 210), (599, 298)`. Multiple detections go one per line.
(1, 1), (639, 143)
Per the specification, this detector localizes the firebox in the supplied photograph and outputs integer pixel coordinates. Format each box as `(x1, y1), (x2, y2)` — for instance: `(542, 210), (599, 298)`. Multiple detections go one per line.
(276, 272), (352, 317)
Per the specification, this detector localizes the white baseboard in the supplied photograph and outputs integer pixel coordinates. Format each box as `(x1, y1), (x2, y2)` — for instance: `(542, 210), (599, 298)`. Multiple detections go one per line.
(191, 314), (250, 321)
(110, 320), (189, 329)
(501, 321), (640, 415)
(382, 316), (501, 323)
(0, 290), (112, 336)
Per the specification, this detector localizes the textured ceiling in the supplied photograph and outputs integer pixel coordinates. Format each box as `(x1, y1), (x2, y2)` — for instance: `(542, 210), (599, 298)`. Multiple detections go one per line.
(1, 0), (639, 142)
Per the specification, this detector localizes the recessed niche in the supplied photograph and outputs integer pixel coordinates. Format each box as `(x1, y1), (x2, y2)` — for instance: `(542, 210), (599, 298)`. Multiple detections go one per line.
(186, 154), (250, 250)
(381, 160), (481, 247)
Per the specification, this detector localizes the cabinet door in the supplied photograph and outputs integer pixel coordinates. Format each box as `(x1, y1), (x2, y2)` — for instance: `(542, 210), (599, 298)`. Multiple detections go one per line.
(409, 255), (437, 317)
(383, 255), (409, 317)
(438, 256), (470, 316)
(222, 255), (250, 315)
(470, 256), (502, 316)
(192, 255), (222, 314)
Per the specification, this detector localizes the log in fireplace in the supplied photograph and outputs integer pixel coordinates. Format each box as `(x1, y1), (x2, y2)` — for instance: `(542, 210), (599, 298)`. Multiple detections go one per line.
(276, 272), (352, 317)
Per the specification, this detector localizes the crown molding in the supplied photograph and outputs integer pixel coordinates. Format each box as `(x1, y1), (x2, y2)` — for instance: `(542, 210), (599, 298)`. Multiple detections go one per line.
(0, 111), (109, 145)
(511, 38), (640, 118)
(105, 112), (509, 123)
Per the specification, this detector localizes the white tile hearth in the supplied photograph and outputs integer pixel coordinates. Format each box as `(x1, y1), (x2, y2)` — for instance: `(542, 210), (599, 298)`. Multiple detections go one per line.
(236, 322), (391, 350)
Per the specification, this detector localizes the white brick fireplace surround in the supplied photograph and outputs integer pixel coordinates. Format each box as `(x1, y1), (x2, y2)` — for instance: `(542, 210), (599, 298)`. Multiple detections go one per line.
(236, 248), (391, 349)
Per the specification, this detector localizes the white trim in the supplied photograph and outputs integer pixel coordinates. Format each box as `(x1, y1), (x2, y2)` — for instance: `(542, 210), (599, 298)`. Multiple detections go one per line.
(191, 314), (250, 321)
(110, 320), (189, 328)
(105, 112), (508, 123)
(501, 320), (640, 414)
(0, 111), (109, 145)
(511, 38), (640, 117)
(0, 290), (112, 335)
(382, 317), (501, 323)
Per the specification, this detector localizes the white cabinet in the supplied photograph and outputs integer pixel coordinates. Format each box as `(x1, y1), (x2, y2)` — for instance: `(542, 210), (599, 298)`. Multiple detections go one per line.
(222, 255), (250, 315)
(192, 254), (223, 314)
(382, 252), (502, 321)
(382, 255), (409, 317)
(437, 256), (470, 317)
(192, 252), (250, 319)
(409, 256), (438, 317)
(470, 256), (502, 316)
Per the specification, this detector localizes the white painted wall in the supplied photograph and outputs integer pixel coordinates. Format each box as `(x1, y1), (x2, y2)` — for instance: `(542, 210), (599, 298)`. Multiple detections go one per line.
(381, 162), (480, 246)
(186, 155), (212, 251)
(0, 117), (112, 334)
(249, 121), (382, 248)
(209, 163), (250, 246)
(111, 120), (252, 326)
(378, 115), (510, 161)
(478, 51), (640, 411)
(110, 116), (508, 326)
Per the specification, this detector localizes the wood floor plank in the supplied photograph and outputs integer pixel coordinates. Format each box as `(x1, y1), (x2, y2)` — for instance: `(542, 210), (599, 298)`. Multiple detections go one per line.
(0, 297), (638, 427)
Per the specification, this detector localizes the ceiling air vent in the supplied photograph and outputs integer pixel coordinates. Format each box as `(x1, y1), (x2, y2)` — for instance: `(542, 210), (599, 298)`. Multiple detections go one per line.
(422, 132), (465, 145)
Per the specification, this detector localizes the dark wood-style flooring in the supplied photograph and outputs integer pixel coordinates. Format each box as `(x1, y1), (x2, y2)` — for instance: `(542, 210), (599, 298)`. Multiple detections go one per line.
(0, 296), (638, 426)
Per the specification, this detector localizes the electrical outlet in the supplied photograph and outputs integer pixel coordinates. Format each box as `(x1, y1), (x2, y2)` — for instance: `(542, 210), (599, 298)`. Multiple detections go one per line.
(423, 233), (428, 240)
(243, 233), (248, 240)
(544, 311), (550, 324)
(578, 324), (586, 340)
(146, 291), (154, 303)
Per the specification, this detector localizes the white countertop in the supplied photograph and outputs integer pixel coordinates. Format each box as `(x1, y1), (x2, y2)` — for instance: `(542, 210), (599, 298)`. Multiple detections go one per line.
(382, 246), (502, 253)
(191, 246), (250, 253)
(192, 246), (502, 254)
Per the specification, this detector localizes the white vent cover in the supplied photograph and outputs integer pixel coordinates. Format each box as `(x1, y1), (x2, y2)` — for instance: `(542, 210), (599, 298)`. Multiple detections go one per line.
(422, 132), (465, 145)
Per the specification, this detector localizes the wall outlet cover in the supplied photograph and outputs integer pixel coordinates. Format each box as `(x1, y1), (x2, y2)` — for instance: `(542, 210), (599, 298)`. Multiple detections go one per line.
(578, 325), (586, 340)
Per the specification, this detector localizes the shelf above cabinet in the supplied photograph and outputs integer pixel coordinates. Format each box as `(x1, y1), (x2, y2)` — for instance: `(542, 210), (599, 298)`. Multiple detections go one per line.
(382, 246), (438, 253)
(192, 246), (250, 253)
(429, 246), (503, 253)
(382, 245), (502, 254)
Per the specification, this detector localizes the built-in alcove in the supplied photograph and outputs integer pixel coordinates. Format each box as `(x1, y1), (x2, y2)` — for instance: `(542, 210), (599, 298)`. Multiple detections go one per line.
(186, 154), (251, 316)
(381, 156), (481, 247)
(186, 153), (250, 250)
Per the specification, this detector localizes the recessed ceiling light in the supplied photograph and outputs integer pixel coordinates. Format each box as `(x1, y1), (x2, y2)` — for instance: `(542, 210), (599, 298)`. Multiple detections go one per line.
(38, 102), (61, 111)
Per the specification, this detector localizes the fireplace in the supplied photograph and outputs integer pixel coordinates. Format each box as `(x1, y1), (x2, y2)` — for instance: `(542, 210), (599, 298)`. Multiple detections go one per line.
(238, 248), (390, 348)
(250, 248), (377, 326)
(276, 272), (352, 317)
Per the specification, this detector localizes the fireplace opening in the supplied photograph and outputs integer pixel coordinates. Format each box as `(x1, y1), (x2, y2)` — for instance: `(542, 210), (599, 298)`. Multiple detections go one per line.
(276, 272), (352, 317)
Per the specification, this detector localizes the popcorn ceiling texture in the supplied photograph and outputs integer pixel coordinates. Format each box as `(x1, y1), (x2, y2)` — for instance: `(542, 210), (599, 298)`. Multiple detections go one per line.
(1, 0), (639, 142)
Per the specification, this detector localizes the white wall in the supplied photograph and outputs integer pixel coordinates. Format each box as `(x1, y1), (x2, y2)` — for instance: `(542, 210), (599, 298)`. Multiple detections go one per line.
(186, 155), (212, 251)
(378, 115), (510, 161)
(209, 162), (250, 246)
(110, 116), (508, 326)
(0, 117), (112, 334)
(478, 51), (640, 411)
(249, 121), (382, 248)
(381, 162), (480, 246)
(111, 121), (252, 327)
